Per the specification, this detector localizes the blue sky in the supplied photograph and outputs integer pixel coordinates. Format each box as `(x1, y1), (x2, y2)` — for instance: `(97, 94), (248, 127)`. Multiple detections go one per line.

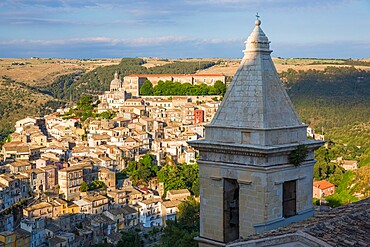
(1, 0), (369, 59)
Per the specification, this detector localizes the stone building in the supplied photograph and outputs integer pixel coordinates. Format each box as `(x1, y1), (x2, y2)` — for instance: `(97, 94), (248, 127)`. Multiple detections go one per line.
(0, 229), (31, 247)
(189, 18), (323, 246)
(2, 141), (30, 161)
(23, 202), (53, 220)
(58, 165), (83, 200)
(0, 174), (30, 210)
(135, 198), (163, 227)
(58, 163), (97, 200)
(21, 168), (46, 193)
(122, 73), (226, 97)
(313, 180), (335, 199)
(165, 189), (191, 201)
(194, 109), (204, 124)
(98, 168), (116, 190)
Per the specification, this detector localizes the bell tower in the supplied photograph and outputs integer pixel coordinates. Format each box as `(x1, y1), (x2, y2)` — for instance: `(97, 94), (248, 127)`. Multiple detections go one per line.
(189, 18), (323, 246)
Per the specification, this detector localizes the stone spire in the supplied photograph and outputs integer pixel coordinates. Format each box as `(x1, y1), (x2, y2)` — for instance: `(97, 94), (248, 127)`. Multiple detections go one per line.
(207, 18), (303, 145)
(243, 18), (270, 52)
(189, 19), (324, 246)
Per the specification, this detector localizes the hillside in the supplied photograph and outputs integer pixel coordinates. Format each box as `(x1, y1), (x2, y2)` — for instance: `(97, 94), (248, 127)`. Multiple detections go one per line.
(0, 58), (120, 87)
(200, 57), (370, 76)
(0, 76), (57, 138)
(282, 66), (370, 129)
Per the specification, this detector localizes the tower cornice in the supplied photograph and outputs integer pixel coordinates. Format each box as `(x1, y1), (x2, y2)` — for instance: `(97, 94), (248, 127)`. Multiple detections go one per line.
(189, 139), (324, 157)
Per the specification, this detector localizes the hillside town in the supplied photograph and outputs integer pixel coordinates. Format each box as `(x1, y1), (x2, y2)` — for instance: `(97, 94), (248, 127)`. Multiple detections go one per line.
(0, 66), (365, 246)
(0, 73), (224, 246)
(1, 10), (370, 246)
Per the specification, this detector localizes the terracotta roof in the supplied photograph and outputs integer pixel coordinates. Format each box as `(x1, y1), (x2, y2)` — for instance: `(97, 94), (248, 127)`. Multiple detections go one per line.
(122, 205), (138, 214)
(2, 141), (29, 153)
(108, 205), (137, 216)
(99, 167), (112, 173)
(124, 187), (142, 195)
(162, 200), (182, 208)
(313, 180), (335, 190)
(91, 134), (110, 140)
(45, 223), (62, 233)
(92, 214), (115, 225)
(113, 117), (130, 121)
(40, 165), (57, 170)
(168, 189), (191, 195)
(14, 228), (31, 238)
(140, 198), (162, 205)
(235, 198), (370, 247)
(59, 163), (91, 172)
(24, 202), (52, 211)
(9, 161), (31, 167)
(124, 136), (139, 143)
(54, 198), (68, 205)
(83, 195), (108, 202)
(0, 173), (16, 182)
(48, 236), (66, 245)
(125, 99), (143, 102)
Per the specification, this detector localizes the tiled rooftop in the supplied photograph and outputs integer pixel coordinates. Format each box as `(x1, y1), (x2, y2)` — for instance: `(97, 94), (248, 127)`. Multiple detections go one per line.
(236, 198), (370, 247)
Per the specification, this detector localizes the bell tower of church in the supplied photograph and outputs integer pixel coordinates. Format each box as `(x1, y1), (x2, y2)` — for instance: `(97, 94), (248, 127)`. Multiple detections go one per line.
(189, 18), (323, 246)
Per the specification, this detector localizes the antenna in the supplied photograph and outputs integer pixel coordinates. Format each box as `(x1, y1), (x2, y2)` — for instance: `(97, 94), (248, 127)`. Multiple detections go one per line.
(256, 12), (260, 20)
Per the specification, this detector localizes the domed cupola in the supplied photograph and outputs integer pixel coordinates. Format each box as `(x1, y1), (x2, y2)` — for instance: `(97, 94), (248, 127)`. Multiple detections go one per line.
(110, 71), (122, 91)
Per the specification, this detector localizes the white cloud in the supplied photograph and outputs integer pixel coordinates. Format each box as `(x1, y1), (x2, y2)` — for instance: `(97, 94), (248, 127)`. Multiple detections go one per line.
(0, 36), (243, 47)
(0, 36), (187, 46)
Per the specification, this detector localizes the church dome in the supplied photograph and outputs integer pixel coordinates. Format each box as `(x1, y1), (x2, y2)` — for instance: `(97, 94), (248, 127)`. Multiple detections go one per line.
(110, 71), (122, 91)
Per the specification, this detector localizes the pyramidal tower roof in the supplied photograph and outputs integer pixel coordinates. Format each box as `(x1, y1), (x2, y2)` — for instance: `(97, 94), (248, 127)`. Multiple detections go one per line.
(210, 18), (302, 130)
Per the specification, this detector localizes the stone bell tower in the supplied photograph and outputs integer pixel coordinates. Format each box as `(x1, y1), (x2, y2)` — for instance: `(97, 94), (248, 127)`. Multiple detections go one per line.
(189, 18), (323, 246)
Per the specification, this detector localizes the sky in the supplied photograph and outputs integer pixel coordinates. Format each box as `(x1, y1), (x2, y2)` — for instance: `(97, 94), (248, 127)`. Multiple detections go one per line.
(1, 0), (369, 59)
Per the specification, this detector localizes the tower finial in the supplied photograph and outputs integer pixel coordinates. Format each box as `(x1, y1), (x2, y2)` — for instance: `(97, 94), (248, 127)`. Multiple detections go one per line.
(255, 12), (261, 26)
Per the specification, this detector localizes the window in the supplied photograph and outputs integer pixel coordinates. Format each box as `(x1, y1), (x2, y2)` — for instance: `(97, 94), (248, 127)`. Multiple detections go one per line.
(223, 179), (239, 243)
(283, 180), (297, 218)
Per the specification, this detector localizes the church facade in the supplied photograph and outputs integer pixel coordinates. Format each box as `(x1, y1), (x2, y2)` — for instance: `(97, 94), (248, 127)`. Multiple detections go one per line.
(189, 18), (324, 246)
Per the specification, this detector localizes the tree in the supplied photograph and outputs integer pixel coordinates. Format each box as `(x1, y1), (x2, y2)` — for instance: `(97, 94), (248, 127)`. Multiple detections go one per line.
(191, 178), (200, 197)
(99, 110), (116, 119)
(90, 180), (107, 190)
(140, 80), (154, 95)
(77, 95), (93, 111)
(213, 80), (226, 95)
(157, 163), (199, 196)
(80, 181), (88, 192)
(117, 230), (142, 247)
(161, 197), (200, 247)
(124, 154), (160, 185)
